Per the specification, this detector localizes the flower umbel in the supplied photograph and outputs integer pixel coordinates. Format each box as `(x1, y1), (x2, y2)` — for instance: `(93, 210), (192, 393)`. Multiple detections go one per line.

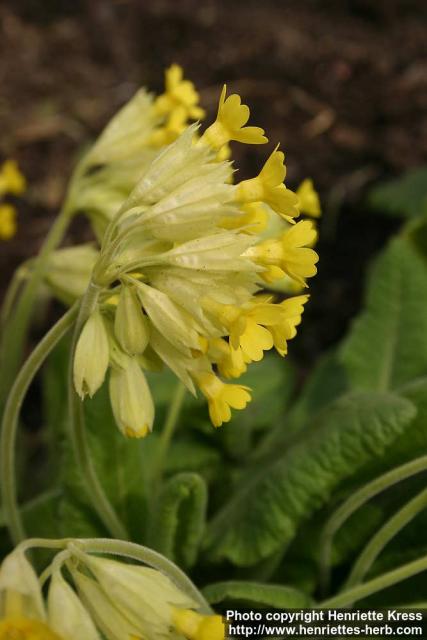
(0, 541), (224, 640)
(71, 82), (318, 432)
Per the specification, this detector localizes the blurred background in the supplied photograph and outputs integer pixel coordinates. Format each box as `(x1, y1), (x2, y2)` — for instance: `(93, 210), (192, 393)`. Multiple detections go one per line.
(1, 0), (426, 363)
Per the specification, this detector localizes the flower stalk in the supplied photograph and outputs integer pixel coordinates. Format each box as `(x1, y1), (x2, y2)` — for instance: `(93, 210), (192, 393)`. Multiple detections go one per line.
(0, 304), (79, 544)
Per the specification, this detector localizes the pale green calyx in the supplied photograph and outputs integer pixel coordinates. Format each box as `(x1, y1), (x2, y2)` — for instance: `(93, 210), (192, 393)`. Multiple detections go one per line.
(114, 284), (150, 355)
(109, 357), (154, 438)
(73, 309), (109, 399)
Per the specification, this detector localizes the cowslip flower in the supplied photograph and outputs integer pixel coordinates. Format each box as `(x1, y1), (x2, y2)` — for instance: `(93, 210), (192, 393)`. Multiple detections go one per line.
(247, 220), (319, 286)
(0, 542), (224, 640)
(200, 85), (267, 149)
(0, 204), (17, 240)
(0, 160), (26, 241)
(235, 147), (300, 223)
(0, 159), (26, 197)
(296, 178), (321, 218)
(154, 63), (205, 121)
(71, 85), (318, 433)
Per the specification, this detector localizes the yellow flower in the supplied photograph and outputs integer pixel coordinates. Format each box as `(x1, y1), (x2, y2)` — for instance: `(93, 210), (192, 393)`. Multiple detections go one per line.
(200, 85), (267, 150)
(0, 617), (63, 639)
(296, 178), (321, 217)
(154, 64), (205, 120)
(208, 338), (248, 379)
(173, 609), (225, 640)
(268, 294), (309, 355)
(0, 160), (26, 196)
(0, 204), (17, 240)
(195, 371), (251, 427)
(220, 203), (269, 235)
(72, 84), (318, 431)
(235, 147), (300, 222)
(148, 107), (189, 147)
(247, 220), (319, 286)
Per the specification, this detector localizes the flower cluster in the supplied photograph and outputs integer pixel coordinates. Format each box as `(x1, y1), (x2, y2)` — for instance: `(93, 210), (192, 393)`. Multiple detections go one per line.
(0, 160), (26, 240)
(70, 65), (206, 241)
(0, 542), (224, 640)
(71, 75), (319, 436)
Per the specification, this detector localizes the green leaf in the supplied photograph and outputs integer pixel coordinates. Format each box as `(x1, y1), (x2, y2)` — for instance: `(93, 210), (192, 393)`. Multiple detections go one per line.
(368, 167), (427, 219)
(340, 238), (427, 391)
(219, 356), (295, 459)
(147, 473), (207, 569)
(255, 352), (348, 459)
(203, 580), (312, 608)
(166, 439), (221, 481)
(205, 391), (416, 567)
(17, 490), (62, 539)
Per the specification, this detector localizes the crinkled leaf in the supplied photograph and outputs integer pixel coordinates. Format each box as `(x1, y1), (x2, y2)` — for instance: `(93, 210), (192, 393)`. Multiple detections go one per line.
(147, 472), (207, 569)
(205, 392), (416, 566)
(203, 580), (312, 608)
(340, 238), (427, 391)
(255, 352), (348, 459)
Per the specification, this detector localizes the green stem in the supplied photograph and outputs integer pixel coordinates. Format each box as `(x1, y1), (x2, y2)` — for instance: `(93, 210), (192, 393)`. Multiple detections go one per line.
(0, 304), (79, 545)
(152, 381), (187, 486)
(0, 264), (29, 330)
(19, 536), (212, 613)
(345, 486), (427, 589)
(68, 284), (128, 539)
(318, 552), (427, 608)
(318, 454), (427, 594)
(0, 203), (74, 410)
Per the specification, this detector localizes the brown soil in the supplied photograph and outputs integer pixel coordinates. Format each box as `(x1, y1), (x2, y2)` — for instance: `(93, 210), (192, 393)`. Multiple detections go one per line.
(1, 0), (427, 359)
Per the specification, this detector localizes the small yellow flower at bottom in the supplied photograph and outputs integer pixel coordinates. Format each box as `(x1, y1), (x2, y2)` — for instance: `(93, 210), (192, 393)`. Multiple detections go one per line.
(173, 608), (225, 640)
(195, 371), (251, 427)
(0, 204), (17, 240)
(0, 617), (63, 640)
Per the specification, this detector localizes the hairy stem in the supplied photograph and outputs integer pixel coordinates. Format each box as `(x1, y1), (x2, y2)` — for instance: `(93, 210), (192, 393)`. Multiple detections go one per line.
(318, 552), (427, 608)
(318, 454), (427, 594)
(20, 536), (212, 613)
(345, 485), (427, 589)
(0, 304), (79, 545)
(0, 149), (92, 413)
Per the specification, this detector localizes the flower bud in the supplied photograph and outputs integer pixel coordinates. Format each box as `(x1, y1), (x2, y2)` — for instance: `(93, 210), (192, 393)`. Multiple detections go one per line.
(109, 358), (154, 437)
(73, 309), (109, 399)
(48, 571), (100, 640)
(0, 549), (45, 621)
(72, 570), (142, 639)
(114, 285), (150, 355)
(70, 552), (196, 638)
